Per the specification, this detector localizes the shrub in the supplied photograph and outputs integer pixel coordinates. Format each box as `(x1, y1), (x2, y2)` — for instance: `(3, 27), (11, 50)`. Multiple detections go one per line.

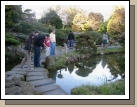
(84, 31), (102, 45)
(20, 22), (35, 34)
(5, 33), (20, 45)
(13, 25), (22, 32)
(76, 33), (97, 54)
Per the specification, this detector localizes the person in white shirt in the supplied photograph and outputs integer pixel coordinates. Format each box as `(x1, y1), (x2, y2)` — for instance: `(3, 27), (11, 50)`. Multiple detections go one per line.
(50, 29), (56, 55)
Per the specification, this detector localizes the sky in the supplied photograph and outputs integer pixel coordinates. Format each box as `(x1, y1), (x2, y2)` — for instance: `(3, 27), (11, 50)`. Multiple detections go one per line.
(21, 5), (117, 21)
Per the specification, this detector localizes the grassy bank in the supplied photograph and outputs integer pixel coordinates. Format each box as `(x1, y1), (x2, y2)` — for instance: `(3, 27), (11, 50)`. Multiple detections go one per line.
(71, 80), (125, 95)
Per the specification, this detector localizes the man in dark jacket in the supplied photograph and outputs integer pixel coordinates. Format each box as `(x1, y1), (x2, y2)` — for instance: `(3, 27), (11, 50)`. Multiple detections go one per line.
(33, 31), (45, 67)
(67, 31), (75, 49)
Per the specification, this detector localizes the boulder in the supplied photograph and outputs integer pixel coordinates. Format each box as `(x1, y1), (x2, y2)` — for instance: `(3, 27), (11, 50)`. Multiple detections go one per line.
(46, 56), (56, 66)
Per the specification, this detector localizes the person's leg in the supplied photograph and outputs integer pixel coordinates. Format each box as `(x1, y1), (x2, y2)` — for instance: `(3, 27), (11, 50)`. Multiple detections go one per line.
(19, 50), (27, 68)
(24, 50), (32, 70)
(34, 46), (37, 67)
(50, 43), (53, 55)
(71, 40), (73, 48)
(46, 47), (50, 57)
(37, 46), (41, 66)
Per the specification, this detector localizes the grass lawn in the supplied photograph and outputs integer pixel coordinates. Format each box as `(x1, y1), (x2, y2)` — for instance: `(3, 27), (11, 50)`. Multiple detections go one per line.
(71, 80), (125, 95)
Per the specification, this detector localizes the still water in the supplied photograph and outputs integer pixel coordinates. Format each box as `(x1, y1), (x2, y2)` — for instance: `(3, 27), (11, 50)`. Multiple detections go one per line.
(49, 54), (125, 95)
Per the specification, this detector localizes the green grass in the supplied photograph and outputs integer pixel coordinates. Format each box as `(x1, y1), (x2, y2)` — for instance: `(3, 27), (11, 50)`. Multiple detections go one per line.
(71, 80), (125, 95)
(97, 48), (123, 53)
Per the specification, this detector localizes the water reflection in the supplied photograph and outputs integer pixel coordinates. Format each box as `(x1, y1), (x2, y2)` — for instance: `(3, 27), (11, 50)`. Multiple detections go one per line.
(49, 54), (125, 94)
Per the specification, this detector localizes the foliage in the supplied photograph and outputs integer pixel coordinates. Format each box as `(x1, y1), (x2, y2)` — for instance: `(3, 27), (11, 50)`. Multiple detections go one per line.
(41, 10), (63, 29)
(5, 5), (22, 28)
(71, 80), (125, 95)
(84, 31), (102, 45)
(87, 12), (104, 31)
(107, 6), (125, 35)
(16, 34), (28, 41)
(75, 33), (97, 54)
(13, 21), (35, 33)
(5, 33), (20, 45)
(22, 9), (36, 22)
(56, 29), (71, 46)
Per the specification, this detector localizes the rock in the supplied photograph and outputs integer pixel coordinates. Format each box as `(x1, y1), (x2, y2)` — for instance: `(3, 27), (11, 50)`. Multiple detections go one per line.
(5, 77), (37, 95)
(46, 56), (55, 66)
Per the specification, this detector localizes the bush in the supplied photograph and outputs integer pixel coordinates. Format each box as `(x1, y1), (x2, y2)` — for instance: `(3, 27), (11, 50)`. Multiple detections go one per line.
(76, 33), (97, 54)
(5, 33), (20, 45)
(13, 25), (22, 32)
(84, 31), (102, 45)
(20, 22), (35, 34)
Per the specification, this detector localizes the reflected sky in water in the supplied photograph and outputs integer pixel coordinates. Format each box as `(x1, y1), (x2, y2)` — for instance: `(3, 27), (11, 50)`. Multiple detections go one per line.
(49, 54), (124, 94)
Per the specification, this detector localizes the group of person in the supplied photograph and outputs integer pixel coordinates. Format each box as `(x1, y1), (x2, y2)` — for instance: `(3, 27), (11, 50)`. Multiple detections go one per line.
(17, 29), (108, 71)
(17, 29), (56, 71)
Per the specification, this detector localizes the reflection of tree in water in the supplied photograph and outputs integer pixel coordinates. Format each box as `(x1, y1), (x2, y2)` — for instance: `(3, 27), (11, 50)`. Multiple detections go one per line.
(67, 64), (74, 74)
(57, 69), (64, 79)
(75, 57), (100, 77)
(104, 54), (125, 78)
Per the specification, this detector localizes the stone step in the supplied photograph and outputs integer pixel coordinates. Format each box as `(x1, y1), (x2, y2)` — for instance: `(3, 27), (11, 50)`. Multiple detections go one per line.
(32, 68), (46, 72)
(34, 83), (60, 93)
(5, 74), (24, 81)
(5, 70), (27, 76)
(27, 71), (47, 77)
(23, 65), (34, 68)
(28, 78), (55, 87)
(26, 76), (48, 81)
(11, 67), (29, 71)
(43, 88), (68, 95)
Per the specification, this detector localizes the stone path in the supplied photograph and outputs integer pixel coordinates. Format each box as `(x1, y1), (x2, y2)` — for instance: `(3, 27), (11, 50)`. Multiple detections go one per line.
(5, 48), (69, 95)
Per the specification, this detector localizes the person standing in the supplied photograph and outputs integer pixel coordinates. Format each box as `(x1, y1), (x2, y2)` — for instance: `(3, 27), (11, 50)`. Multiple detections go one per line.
(50, 29), (56, 56)
(102, 32), (108, 47)
(17, 33), (34, 71)
(34, 32), (45, 67)
(43, 34), (50, 60)
(67, 31), (75, 49)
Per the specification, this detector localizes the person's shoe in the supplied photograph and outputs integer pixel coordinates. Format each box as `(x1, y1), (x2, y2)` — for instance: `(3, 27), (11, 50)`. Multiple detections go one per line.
(28, 68), (34, 71)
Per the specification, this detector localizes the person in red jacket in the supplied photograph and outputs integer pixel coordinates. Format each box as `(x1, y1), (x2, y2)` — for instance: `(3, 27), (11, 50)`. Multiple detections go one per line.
(43, 34), (50, 60)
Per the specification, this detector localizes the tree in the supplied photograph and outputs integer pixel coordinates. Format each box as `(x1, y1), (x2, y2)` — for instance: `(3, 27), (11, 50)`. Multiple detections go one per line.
(107, 6), (125, 35)
(5, 5), (22, 29)
(87, 12), (104, 31)
(22, 9), (36, 22)
(61, 7), (84, 27)
(72, 13), (86, 31)
(41, 10), (63, 29)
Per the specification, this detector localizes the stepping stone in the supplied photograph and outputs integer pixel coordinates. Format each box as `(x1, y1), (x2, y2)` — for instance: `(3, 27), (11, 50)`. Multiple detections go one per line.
(26, 76), (48, 81)
(43, 88), (68, 95)
(11, 67), (29, 71)
(34, 83), (60, 93)
(5, 70), (27, 76)
(33, 68), (46, 72)
(5, 74), (24, 81)
(28, 78), (55, 87)
(27, 71), (47, 76)
(23, 65), (34, 68)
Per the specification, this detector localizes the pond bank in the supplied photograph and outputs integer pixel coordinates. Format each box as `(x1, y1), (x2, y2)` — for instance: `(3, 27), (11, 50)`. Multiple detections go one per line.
(71, 79), (125, 95)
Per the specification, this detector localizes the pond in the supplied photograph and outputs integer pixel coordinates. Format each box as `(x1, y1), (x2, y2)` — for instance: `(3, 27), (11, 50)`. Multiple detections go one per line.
(48, 54), (125, 95)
